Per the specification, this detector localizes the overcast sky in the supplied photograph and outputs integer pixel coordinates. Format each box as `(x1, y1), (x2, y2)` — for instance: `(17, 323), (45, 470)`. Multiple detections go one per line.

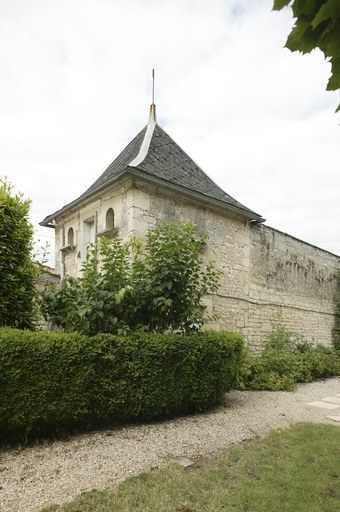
(1, 0), (339, 267)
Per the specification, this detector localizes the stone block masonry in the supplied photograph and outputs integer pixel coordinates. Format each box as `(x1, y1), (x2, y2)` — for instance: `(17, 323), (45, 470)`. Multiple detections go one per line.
(133, 182), (340, 348)
(56, 178), (339, 349)
(246, 224), (339, 348)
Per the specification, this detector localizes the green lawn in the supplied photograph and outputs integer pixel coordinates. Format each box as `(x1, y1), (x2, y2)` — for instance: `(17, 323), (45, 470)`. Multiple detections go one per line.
(42, 423), (340, 512)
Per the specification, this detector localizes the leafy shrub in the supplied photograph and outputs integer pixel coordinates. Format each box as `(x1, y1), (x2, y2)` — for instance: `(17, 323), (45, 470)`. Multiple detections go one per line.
(0, 179), (38, 329)
(42, 222), (221, 335)
(239, 328), (340, 391)
(0, 328), (243, 443)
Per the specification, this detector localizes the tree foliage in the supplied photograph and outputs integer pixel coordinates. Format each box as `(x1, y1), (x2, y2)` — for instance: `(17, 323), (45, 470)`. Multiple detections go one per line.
(42, 222), (221, 335)
(0, 179), (37, 329)
(273, 0), (340, 111)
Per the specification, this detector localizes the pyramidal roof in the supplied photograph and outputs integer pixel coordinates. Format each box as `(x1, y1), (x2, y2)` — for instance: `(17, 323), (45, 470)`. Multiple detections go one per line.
(41, 108), (264, 226)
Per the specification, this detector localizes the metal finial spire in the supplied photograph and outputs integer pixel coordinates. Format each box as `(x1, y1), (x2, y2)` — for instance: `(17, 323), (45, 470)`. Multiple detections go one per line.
(149, 68), (157, 123)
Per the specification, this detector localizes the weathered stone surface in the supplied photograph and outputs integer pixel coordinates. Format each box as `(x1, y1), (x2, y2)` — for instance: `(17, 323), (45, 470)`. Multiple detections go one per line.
(308, 401), (339, 410)
(170, 457), (195, 468)
(248, 224), (339, 347)
(322, 397), (340, 405)
(327, 415), (340, 422)
(54, 177), (339, 349)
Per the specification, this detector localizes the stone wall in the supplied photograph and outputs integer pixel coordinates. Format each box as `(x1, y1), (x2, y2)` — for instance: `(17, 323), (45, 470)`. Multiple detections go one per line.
(53, 178), (339, 348)
(131, 179), (250, 292)
(35, 265), (60, 292)
(137, 181), (339, 347)
(131, 180), (256, 338)
(247, 224), (339, 349)
(55, 177), (134, 277)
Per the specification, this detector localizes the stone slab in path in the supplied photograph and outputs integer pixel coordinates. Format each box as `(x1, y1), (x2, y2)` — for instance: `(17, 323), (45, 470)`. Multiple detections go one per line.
(307, 401), (339, 410)
(327, 415), (340, 423)
(322, 396), (340, 405)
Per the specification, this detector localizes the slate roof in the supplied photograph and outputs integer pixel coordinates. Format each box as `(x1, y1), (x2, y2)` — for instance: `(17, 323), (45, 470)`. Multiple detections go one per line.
(41, 119), (264, 226)
(82, 126), (147, 198)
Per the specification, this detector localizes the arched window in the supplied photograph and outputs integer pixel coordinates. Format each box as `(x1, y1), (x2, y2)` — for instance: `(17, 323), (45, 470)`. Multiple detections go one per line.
(106, 208), (114, 230)
(67, 227), (74, 246)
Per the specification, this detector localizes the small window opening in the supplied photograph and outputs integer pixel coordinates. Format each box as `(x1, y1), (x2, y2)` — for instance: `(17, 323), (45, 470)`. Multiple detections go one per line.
(67, 227), (74, 246)
(82, 219), (95, 259)
(106, 208), (115, 230)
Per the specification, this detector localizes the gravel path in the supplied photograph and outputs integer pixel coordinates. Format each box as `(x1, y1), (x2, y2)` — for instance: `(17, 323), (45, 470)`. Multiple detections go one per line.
(1, 378), (339, 512)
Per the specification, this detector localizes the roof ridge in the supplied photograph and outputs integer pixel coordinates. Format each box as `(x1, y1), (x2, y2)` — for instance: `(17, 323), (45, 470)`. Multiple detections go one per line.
(129, 121), (156, 168)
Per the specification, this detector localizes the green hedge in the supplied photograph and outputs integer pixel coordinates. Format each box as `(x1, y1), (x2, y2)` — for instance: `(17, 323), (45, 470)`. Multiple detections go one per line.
(0, 328), (243, 443)
(239, 328), (340, 391)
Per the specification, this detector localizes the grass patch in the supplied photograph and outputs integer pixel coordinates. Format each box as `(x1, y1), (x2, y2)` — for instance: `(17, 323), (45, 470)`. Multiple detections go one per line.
(41, 423), (340, 512)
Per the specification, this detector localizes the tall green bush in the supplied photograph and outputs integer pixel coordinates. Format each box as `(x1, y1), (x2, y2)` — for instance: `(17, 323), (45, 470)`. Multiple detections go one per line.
(42, 222), (221, 335)
(0, 179), (37, 329)
(0, 328), (243, 443)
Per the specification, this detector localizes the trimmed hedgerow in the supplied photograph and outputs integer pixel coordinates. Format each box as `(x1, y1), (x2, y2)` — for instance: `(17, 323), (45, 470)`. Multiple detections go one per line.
(0, 328), (243, 443)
